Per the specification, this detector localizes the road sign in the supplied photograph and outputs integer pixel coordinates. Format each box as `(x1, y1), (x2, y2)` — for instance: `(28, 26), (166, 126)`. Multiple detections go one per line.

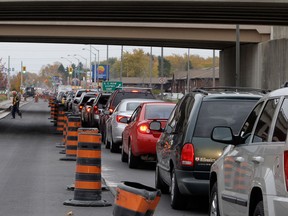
(159, 77), (166, 84)
(102, 81), (123, 92)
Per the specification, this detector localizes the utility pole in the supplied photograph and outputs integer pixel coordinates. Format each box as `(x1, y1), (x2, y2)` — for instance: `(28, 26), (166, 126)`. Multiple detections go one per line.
(160, 47), (164, 99)
(20, 61), (23, 92)
(120, 45), (123, 82)
(236, 24), (240, 87)
(213, 50), (216, 87)
(7, 56), (10, 98)
(106, 45), (109, 81)
(149, 47), (153, 88)
(186, 48), (190, 93)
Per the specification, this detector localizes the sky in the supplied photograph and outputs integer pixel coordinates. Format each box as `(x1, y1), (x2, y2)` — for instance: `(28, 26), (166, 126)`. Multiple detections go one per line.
(0, 42), (219, 76)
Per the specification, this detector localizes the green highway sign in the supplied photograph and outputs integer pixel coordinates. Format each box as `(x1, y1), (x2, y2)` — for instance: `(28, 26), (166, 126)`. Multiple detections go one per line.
(102, 81), (123, 92)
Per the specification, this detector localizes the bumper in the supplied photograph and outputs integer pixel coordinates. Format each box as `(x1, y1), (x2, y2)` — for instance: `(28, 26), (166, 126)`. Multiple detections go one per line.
(175, 169), (209, 197)
(112, 123), (126, 143)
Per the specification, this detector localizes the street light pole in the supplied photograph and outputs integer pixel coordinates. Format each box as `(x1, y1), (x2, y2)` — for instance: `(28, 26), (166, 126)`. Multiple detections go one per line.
(68, 55), (80, 80)
(61, 57), (73, 85)
(91, 46), (100, 86)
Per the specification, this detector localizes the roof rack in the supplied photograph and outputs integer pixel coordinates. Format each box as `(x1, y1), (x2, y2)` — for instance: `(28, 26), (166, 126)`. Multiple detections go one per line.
(192, 86), (270, 95)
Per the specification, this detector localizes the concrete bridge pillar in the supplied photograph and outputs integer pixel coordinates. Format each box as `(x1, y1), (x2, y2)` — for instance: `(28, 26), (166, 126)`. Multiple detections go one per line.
(220, 38), (288, 91)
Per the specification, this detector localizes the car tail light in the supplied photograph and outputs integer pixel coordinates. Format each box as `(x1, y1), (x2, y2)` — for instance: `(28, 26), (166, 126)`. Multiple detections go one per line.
(109, 108), (114, 114)
(86, 107), (91, 113)
(79, 105), (83, 111)
(181, 143), (194, 167)
(94, 105), (99, 114)
(284, 151), (288, 191)
(132, 90), (139, 93)
(116, 115), (126, 123)
(138, 123), (150, 134)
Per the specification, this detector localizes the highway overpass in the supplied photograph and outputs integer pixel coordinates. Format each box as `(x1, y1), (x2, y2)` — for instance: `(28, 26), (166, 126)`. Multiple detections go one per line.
(0, 0), (288, 90)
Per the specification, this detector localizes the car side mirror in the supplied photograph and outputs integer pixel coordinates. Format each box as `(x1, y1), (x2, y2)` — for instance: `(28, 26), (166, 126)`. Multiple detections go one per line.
(211, 126), (234, 144)
(119, 116), (129, 124)
(149, 121), (162, 131)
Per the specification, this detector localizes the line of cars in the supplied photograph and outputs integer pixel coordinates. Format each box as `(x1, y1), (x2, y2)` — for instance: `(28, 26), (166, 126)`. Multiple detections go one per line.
(64, 85), (288, 215)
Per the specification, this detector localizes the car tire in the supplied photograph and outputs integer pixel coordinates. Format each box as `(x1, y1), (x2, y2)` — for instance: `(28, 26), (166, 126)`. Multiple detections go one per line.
(110, 140), (118, 153)
(170, 168), (187, 210)
(209, 182), (220, 216)
(128, 144), (139, 169)
(155, 164), (169, 194)
(121, 143), (128, 162)
(104, 132), (111, 149)
(253, 201), (264, 216)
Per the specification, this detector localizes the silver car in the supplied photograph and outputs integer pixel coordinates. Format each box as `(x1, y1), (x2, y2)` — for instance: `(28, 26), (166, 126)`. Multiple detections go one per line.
(209, 87), (288, 216)
(105, 98), (162, 153)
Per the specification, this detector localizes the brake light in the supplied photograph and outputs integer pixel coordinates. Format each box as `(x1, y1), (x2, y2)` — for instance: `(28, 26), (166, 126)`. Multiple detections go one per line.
(138, 123), (150, 134)
(79, 105), (83, 111)
(284, 151), (288, 191)
(94, 105), (99, 114)
(86, 107), (91, 113)
(109, 108), (114, 114)
(116, 115), (126, 123)
(181, 143), (194, 167)
(132, 90), (139, 93)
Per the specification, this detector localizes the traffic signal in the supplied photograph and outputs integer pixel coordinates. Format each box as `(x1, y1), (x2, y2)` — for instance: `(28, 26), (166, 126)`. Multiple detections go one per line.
(68, 67), (73, 75)
(22, 66), (26, 73)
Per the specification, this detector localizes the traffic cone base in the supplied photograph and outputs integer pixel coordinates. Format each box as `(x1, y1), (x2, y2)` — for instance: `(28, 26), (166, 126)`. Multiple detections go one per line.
(63, 199), (111, 207)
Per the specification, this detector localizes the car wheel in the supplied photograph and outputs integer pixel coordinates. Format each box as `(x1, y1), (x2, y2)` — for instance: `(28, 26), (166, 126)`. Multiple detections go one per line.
(110, 140), (118, 153)
(155, 164), (169, 194)
(104, 131), (111, 149)
(170, 168), (187, 210)
(128, 144), (139, 169)
(253, 201), (264, 216)
(121, 142), (128, 162)
(209, 182), (220, 216)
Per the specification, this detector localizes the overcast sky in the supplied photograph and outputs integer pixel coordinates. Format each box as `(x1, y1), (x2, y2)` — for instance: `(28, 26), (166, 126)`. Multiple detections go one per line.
(0, 42), (219, 76)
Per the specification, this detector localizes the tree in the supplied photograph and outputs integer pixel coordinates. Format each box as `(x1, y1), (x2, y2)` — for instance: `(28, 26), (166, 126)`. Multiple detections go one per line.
(157, 56), (171, 77)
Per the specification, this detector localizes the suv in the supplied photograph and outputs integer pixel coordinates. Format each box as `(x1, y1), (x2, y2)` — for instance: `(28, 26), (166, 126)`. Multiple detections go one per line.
(71, 89), (98, 113)
(73, 92), (98, 115)
(155, 87), (264, 210)
(88, 92), (112, 128)
(99, 87), (155, 142)
(209, 87), (288, 216)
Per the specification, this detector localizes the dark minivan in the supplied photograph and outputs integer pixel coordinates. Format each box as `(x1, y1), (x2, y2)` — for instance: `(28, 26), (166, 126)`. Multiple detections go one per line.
(154, 87), (265, 210)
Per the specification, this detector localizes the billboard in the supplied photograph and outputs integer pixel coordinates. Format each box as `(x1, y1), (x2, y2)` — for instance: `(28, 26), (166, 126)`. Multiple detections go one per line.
(91, 64), (110, 81)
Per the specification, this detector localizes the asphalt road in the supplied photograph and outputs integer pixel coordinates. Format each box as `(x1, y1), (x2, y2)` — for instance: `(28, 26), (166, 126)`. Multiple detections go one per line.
(0, 100), (114, 216)
(0, 99), (209, 216)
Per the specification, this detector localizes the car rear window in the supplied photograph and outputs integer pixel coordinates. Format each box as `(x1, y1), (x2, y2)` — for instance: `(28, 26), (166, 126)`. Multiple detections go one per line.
(97, 95), (110, 109)
(145, 104), (175, 119)
(112, 92), (155, 107)
(126, 102), (142, 111)
(194, 100), (258, 137)
(81, 95), (96, 104)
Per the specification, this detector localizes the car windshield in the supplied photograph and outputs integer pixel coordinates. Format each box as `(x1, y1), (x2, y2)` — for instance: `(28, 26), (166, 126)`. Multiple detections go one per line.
(145, 104), (175, 119)
(194, 100), (257, 137)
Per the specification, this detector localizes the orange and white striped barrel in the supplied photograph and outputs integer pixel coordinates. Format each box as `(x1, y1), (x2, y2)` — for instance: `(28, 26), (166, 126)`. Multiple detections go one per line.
(63, 128), (111, 207)
(56, 105), (65, 133)
(113, 182), (161, 216)
(60, 116), (81, 161)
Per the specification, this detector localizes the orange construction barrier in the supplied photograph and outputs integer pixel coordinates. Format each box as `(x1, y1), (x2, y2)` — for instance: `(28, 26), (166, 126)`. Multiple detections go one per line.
(63, 128), (111, 207)
(56, 112), (72, 149)
(56, 105), (65, 134)
(113, 182), (161, 216)
(60, 116), (81, 161)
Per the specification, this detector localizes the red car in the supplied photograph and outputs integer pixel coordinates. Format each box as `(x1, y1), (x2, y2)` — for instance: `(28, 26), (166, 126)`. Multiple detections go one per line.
(121, 102), (176, 169)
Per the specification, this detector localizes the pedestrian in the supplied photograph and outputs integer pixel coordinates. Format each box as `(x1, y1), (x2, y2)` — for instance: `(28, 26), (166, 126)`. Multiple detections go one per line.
(11, 91), (22, 119)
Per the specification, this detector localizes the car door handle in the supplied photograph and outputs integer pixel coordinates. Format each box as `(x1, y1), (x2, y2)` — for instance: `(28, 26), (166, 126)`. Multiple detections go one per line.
(252, 156), (264, 163)
(235, 157), (245, 163)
